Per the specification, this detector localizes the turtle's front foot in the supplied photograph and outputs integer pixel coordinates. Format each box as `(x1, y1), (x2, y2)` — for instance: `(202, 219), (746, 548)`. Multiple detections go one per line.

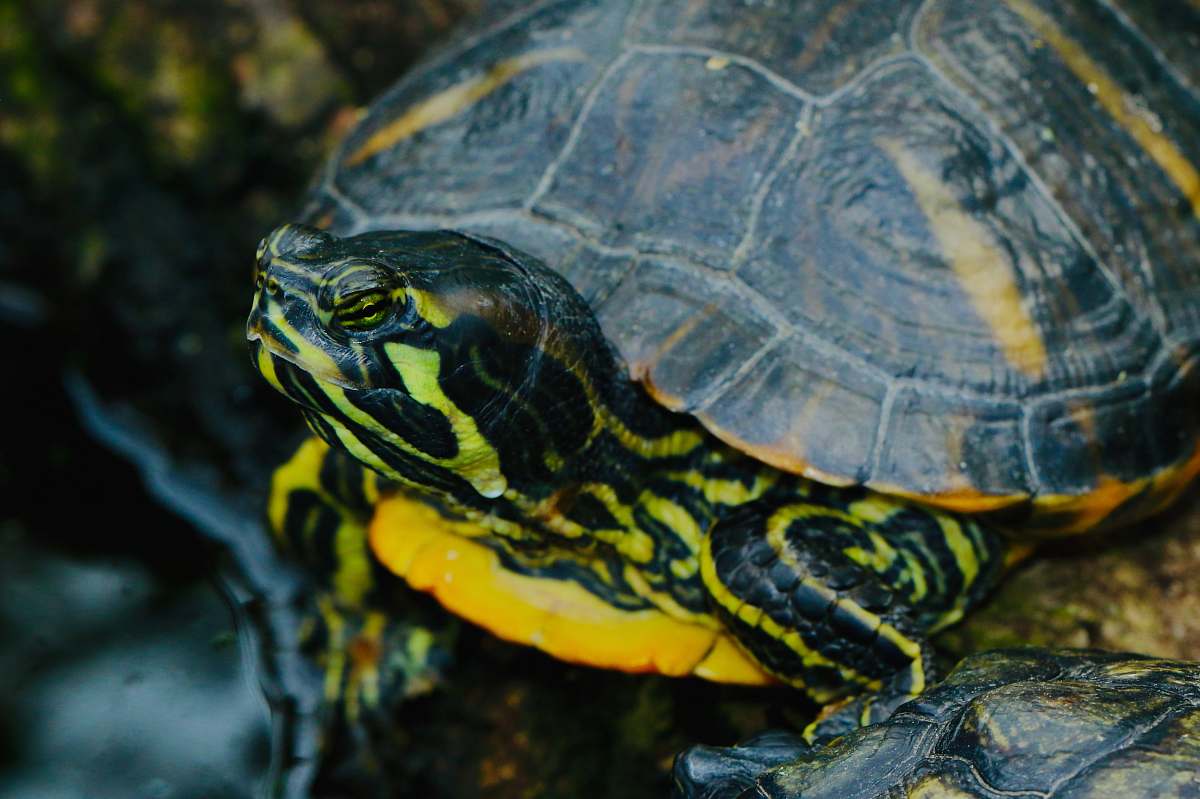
(299, 596), (452, 729)
(267, 436), (455, 735)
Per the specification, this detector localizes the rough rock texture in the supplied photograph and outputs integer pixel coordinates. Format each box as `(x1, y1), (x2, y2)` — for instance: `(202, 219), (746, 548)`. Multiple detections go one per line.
(942, 492), (1200, 663)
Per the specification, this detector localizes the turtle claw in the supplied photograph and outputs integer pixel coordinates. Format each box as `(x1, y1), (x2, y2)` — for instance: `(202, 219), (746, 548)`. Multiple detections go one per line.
(300, 596), (453, 732)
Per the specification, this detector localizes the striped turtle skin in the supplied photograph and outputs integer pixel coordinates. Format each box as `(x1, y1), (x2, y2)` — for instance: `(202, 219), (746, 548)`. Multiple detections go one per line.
(249, 225), (1007, 711)
(245, 0), (1200, 739)
(675, 648), (1200, 799)
(302, 0), (1200, 535)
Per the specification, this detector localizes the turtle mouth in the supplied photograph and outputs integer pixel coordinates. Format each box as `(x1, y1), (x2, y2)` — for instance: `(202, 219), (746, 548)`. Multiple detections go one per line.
(247, 325), (362, 393)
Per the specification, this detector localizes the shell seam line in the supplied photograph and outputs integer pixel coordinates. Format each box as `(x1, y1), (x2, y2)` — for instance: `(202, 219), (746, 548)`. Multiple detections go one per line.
(731, 105), (815, 267)
(924, 753), (1049, 797)
(1046, 704), (1180, 796)
(907, 0), (940, 53)
(1097, 0), (1200, 101)
(627, 43), (818, 103)
(627, 43), (930, 111)
(866, 382), (899, 484)
(338, 205), (1184, 408)
(524, 51), (634, 212)
(909, 2), (1160, 341)
(323, 0), (561, 221)
(1020, 402), (1045, 496)
(688, 331), (788, 417)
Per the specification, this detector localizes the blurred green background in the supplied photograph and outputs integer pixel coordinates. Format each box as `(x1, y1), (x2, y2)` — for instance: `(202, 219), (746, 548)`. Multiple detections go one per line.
(2, 1), (1198, 798)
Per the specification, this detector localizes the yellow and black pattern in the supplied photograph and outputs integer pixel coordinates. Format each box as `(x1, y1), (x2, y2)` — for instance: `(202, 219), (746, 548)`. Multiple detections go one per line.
(249, 224), (1009, 710)
(265, 436), (451, 721)
(701, 488), (1003, 704)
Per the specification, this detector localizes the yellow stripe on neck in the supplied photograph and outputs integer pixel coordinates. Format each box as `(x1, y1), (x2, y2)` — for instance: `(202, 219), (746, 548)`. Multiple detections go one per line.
(382, 342), (507, 498)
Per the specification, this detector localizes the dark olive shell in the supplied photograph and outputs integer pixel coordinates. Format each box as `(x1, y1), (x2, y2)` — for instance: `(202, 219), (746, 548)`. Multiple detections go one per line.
(305, 0), (1200, 529)
(676, 648), (1200, 799)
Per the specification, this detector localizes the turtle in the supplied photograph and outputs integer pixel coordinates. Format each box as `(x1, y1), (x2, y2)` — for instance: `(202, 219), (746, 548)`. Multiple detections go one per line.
(244, 0), (1200, 732)
(674, 647), (1200, 799)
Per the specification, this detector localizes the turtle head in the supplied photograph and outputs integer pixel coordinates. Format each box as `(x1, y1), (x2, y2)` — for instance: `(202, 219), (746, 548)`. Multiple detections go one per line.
(247, 223), (606, 501)
(248, 224), (401, 393)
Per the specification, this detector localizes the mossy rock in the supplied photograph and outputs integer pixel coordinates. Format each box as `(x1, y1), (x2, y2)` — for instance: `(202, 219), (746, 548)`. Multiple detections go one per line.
(942, 492), (1200, 661)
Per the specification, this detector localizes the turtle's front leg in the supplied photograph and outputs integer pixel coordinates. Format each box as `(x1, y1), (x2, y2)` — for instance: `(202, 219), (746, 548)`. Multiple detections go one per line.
(268, 436), (451, 728)
(699, 490), (1007, 736)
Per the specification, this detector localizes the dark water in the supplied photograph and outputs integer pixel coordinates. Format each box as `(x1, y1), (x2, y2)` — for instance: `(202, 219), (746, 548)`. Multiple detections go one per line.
(0, 2), (471, 796)
(0, 318), (276, 796)
(1, 4), (774, 797)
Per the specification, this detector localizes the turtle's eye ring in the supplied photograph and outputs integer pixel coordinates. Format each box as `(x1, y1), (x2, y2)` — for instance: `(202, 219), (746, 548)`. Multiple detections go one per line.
(333, 289), (393, 331)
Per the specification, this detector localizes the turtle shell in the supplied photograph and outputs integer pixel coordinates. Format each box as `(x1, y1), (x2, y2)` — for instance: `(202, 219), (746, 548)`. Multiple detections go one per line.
(302, 0), (1200, 533)
(676, 648), (1200, 798)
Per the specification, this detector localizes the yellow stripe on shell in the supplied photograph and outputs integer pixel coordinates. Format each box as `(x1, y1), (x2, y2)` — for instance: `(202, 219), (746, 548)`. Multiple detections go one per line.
(1004, 0), (1200, 219)
(344, 47), (589, 167)
(1029, 453), (1200, 536)
(879, 137), (1048, 378)
(877, 435), (1200, 538)
(368, 493), (773, 684)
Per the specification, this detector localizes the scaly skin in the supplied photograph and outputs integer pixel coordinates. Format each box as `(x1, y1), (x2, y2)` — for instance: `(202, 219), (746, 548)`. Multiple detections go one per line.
(248, 223), (1007, 719)
(674, 648), (1200, 799)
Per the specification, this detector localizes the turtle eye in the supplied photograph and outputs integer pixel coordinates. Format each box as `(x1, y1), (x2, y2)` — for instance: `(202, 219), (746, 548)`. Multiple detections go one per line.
(333, 289), (392, 331)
